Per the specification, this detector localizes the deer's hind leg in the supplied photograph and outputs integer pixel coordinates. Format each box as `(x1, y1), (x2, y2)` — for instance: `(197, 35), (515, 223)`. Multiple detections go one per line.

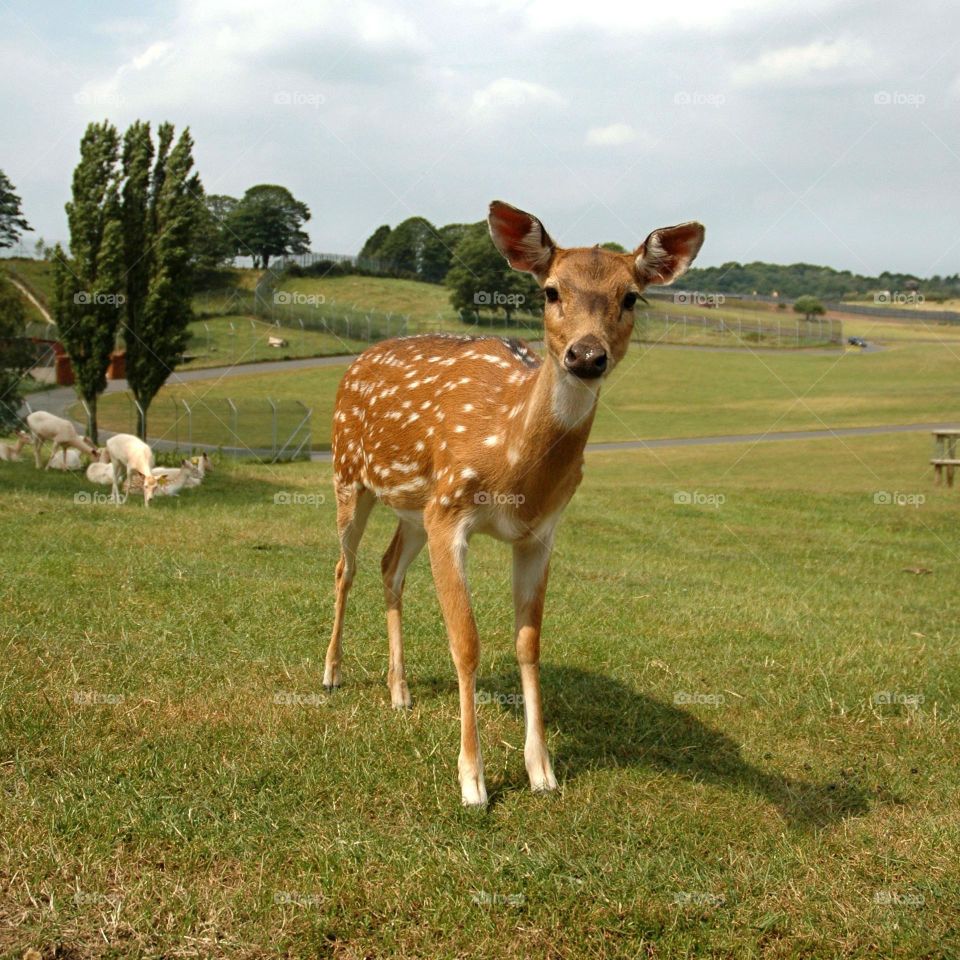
(323, 483), (376, 690)
(381, 518), (427, 708)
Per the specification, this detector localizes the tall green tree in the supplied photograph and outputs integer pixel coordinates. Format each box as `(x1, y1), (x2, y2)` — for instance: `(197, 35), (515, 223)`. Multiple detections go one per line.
(0, 170), (32, 249)
(376, 216), (433, 276)
(195, 193), (239, 266)
(121, 122), (202, 437)
(445, 223), (540, 321)
(53, 122), (127, 441)
(229, 184), (310, 268)
(358, 224), (391, 264)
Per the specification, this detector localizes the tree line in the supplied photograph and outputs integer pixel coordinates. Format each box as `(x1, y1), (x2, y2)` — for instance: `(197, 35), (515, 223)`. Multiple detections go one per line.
(357, 219), (960, 314)
(681, 260), (960, 302)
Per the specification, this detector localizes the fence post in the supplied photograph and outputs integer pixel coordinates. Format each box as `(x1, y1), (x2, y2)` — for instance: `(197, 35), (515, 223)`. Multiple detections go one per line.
(204, 322), (211, 355)
(182, 399), (192, 451)
(299, 318), (305, 354)
(229, 321), (236, 363)
(267, 397), (277, 460)
(228, 398), (238, 451)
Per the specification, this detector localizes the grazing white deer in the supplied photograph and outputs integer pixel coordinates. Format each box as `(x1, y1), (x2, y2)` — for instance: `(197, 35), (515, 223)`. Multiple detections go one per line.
(149, 460), (201, 497)
(25, 411), (97, 470)
(324, 200), (705, 806)
(0, 430), (32, 462)
(105, 433), (159, 506)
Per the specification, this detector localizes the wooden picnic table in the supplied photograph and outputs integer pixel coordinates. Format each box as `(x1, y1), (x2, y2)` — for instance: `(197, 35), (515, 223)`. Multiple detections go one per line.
(931, 429), (960, 486)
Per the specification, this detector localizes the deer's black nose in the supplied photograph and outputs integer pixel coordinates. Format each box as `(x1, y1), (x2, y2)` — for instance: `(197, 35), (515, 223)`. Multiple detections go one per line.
(563, 336), (607, 379)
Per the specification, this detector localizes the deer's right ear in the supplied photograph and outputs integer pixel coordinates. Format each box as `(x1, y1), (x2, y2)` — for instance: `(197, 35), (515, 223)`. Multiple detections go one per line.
(488, 201), (556, 279)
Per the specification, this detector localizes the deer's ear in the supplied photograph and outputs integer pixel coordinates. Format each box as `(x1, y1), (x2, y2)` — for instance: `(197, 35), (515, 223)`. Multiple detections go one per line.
(488, 201), (556, 279)
(634, 222), (705, 286)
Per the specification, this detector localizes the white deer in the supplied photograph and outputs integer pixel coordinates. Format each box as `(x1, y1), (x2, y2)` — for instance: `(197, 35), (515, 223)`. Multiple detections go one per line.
(323, 200), (704, 806)
(0, 430), (32, 462)
(105, 433), (159, 506)
(25, 411), (97, 470)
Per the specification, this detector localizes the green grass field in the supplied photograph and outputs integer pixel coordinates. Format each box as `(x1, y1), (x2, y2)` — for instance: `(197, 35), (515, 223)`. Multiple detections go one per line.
(183, 315), (369, 370)
(85, 338), (960, 453)
(1, 430), (957, 958)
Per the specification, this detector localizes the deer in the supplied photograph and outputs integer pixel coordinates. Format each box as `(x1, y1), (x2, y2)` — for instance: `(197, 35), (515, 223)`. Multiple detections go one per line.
(105, 433), (159, 506)
(25, 411), (98, 470)
(0, 430), (32, 462)
(324, 200), (704, 807)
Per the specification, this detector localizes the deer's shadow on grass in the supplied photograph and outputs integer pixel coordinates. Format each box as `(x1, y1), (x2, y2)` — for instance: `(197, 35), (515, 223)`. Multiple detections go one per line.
(464, 665), (887, 828)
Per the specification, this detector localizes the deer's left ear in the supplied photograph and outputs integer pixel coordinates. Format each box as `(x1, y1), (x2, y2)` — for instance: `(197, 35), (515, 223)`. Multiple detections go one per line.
(488, 201), (556, 280)
(634, 222), (705, 286)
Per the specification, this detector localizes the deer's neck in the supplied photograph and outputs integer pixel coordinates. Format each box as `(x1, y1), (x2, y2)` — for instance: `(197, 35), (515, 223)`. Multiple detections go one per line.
(500, 354), (599, 492)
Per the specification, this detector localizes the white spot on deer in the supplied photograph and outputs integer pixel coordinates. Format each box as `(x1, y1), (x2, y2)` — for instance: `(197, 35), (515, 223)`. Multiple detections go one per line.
(483, 435), (501, 447)
(406, 413), (420, 424)
(407, 381), (421, 389)
(461, 468), (477, 480)
(454, 425), (466, 433)
(507, 447), (519, 465)
(420, 400), (432, 410)
(440, 495), (451, 506)
(463, 403), (474, 412)
(414, 441), (425, 452)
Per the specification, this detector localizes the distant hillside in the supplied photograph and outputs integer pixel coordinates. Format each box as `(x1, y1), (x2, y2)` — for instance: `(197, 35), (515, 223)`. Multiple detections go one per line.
(682, 261), (960, 302)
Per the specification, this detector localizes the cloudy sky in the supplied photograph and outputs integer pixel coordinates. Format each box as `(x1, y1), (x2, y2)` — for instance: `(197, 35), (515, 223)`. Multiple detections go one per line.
(3, 0), (959, 276)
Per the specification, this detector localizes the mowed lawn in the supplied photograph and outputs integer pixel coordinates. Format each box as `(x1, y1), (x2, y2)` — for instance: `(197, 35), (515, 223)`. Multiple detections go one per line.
(89, 339), (960, 452)
(0, 432), (958, 958)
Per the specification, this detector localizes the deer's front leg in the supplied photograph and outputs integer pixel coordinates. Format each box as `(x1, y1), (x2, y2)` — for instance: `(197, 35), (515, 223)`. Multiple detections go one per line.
(513, 535), (558, 794)
(425, 512), (486, 807)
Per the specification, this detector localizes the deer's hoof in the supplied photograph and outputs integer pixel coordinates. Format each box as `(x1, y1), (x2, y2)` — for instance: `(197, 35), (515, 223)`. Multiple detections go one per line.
(390, 682), (412, 709)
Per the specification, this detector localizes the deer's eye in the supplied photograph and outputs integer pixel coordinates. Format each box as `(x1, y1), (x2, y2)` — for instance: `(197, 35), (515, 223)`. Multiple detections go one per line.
(622, 292), (638, 310)
(544, 286), (560, 303)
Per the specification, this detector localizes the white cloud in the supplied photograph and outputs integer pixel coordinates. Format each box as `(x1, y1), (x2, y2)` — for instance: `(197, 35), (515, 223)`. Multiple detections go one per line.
(469, 78), (566, 120)
(732, 38), (874, 87)
(585, 123), (642, 147)
(131, 41), (172, 71)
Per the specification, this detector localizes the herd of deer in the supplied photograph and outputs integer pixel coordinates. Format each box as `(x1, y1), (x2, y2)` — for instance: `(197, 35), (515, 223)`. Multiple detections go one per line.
(4, 201), (705, 807)
(1, 409), (212, 505)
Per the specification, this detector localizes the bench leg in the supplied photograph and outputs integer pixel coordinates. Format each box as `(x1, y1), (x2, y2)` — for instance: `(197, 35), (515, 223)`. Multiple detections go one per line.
(934, 464), (942, 486)
(949, 465), (956, 488)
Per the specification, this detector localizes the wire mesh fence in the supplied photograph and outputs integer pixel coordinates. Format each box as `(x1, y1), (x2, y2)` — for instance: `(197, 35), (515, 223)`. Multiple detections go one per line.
(64, 394), (313, 462)
(634, 311), (843, 348)
(196, 288), (410, 342)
